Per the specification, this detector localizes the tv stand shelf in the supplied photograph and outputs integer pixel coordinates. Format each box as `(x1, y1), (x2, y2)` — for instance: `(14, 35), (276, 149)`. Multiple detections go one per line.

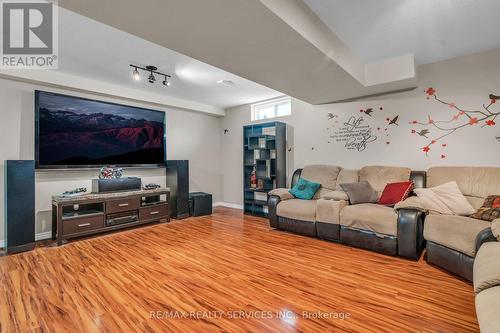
(52, 188), (170, 246)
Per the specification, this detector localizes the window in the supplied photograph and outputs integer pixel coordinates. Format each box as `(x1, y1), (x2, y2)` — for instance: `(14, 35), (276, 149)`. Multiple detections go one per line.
(251, 97), (291, 121)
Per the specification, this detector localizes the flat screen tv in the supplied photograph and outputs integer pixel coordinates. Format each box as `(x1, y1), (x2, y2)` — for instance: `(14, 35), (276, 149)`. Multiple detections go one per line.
(35, 90), (166, 169)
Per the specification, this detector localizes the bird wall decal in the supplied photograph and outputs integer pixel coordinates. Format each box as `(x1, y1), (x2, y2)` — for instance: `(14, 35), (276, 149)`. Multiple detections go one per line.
(489, 94), (500, 100)
(360, 108), (374, 116)
(388, 116), (399, 126)
(417, 129), (430, 138)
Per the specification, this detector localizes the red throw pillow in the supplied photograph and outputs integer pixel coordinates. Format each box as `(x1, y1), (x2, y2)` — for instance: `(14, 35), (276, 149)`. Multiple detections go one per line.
(378, 181), (414, 206)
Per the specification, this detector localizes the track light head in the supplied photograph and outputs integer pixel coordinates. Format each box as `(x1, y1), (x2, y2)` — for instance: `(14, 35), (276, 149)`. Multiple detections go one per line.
(148, 72), (156, 83)
(162, 76), (171, 86)
(132, 67), (140, 81)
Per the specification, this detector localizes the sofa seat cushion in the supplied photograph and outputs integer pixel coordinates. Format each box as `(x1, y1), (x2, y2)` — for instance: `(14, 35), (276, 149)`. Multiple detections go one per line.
(474, 242), (500, 294)
(277, 199), (317, 222)
(340, 203), (398, 237)
(475, 286), (500, 333)
(316, 199), (348, 224)
(423, 214), (491, 257)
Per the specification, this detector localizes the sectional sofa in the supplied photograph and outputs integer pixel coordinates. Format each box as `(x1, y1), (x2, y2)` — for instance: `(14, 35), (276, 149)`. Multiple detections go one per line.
(268, 165), (498, 275)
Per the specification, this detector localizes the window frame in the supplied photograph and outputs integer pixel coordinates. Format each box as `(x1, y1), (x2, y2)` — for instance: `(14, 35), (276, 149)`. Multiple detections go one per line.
(251, 96), (291, 122)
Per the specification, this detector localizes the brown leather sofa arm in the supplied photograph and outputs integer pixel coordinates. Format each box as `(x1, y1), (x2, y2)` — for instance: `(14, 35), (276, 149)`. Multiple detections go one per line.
(475, 228), (497, 254)
(268, 195), (281, 229)
(397, 208), (426, 260)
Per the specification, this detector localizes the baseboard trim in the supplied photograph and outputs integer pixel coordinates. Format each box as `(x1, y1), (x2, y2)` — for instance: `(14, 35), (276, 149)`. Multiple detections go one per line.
(0, 231), (53, 249)
(213, 202), (244, 210)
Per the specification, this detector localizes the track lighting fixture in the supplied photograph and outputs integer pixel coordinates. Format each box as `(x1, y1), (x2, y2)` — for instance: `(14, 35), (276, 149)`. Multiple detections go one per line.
(129, 64), (171, 87)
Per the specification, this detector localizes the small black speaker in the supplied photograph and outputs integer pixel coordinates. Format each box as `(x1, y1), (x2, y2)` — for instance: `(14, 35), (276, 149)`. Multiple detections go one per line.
(91, 177), (142, 193)
(166, 160), (189, 219)
(189, 192), (212, 217)
(5, 160), (35, 254)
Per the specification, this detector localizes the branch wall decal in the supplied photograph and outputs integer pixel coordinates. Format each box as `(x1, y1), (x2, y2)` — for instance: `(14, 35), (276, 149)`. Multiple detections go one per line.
(410, 88), (499, 157)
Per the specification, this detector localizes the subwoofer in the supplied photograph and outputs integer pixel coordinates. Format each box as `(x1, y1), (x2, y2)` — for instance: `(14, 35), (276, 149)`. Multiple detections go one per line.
(4, 160), (35, 254)
(166, 160), (189, 219)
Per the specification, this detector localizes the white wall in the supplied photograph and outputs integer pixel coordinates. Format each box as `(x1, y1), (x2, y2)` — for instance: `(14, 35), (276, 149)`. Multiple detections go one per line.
(0, 78), (223, 242)
(221, 48), (500, 205)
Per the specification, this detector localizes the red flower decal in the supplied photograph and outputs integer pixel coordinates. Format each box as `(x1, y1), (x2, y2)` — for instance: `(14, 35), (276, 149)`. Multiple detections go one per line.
(441, 154), (446, 159)
(486, 120), (496, 126)
(442, 143), (447, 147)
(425, 87), (436, 96)
(422, 146), (430, 153)
(492, 99), (496, 104)
(468, 117), (478, 125)
(411, 129), (416, 134)
(431, 140), (436, 144)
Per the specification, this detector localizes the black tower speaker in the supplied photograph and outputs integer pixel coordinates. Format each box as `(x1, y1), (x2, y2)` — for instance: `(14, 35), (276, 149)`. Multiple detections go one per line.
(166, 160), (189, 219)
(4, 160), (35, 254)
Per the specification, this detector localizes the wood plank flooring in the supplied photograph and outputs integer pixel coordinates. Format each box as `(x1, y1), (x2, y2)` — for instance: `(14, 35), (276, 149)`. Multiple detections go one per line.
(0, 207), (478, 332)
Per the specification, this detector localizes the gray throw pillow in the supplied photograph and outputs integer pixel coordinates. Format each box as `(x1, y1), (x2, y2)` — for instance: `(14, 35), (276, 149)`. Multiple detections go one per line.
(340, 181), (379, 205)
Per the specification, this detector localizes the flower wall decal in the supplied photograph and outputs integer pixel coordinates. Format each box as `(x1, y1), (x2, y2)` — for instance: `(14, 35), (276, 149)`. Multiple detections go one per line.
(410, 88), (499, 156)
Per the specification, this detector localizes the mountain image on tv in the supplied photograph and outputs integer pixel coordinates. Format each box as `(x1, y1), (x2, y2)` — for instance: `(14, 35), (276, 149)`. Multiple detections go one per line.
(37, 92), (166, 166)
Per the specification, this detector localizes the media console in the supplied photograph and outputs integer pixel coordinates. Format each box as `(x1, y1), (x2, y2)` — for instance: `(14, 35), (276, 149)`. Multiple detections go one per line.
(52, 188), (170, 246)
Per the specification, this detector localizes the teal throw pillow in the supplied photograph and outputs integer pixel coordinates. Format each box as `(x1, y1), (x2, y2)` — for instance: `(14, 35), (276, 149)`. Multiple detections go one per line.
(289, 178), (321, 200)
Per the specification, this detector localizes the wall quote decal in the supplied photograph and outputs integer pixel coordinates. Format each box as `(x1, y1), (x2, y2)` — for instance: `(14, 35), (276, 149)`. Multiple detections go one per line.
(410, 88), (499, 157)
(327, 107), (398, 152)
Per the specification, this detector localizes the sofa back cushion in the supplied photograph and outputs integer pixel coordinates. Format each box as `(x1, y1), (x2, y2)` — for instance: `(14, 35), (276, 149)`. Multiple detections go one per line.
(359, 166), (411, 195)
(301, 165), (342, 191)
(427, 167), (500, 210)
(335, 169), (359, 190)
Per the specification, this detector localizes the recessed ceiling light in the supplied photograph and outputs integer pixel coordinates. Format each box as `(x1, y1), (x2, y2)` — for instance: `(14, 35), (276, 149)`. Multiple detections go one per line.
(217, 79), (235, 87)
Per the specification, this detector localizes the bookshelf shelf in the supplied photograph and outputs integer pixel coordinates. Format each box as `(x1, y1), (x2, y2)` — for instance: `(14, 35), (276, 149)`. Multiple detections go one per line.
(243, 122), (287, 218)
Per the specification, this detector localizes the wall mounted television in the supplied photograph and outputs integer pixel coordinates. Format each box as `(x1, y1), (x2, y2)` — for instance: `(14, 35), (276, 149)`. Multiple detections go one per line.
(35, 90), (166, 169)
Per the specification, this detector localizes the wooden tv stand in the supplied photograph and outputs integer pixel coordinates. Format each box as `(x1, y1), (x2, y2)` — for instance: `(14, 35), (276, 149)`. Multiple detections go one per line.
(52, 188), (170, 246)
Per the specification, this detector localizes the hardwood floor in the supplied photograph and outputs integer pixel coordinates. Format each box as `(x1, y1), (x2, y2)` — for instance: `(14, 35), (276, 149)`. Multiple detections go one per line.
(0, 207), (478, 332)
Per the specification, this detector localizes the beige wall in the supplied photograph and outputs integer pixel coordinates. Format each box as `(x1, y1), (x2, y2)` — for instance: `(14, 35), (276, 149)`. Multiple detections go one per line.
(221, 48), (500, 205)
(0, 78), (223, 243)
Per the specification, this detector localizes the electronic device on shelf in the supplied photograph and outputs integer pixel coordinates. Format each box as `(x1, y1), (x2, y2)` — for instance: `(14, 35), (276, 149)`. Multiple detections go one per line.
(106, 211), (139, 226)
(144, 183), (161, 190)
(61, 188), (88, 197)
(92, 177), (142, 193)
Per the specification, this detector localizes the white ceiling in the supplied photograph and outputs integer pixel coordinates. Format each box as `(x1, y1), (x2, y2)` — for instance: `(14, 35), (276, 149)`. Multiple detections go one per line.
(57, 8), (282, 109)
(304, 0), (500, 65)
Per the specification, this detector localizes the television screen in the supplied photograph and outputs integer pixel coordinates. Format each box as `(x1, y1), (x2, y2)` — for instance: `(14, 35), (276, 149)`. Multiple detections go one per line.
(35, 91), (166, 169)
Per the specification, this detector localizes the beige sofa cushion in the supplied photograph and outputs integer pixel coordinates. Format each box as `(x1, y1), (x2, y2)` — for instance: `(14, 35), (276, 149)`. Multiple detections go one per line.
(301, 165), (342, 190)
(321, 190), (349, 201)
(492, 219), (500, 241)
(475, 286), (500, 333)
(269, 188), (293, 201)
(277, 199), (316, 222)
(359, 166), (411, 194)
(335, 169), (359, 190)
(474, 242), (500, 294)
(427, 167), (500, 210)
(316, 199), (348, 224)
(413, 181), (476, 216)
(394, 196), (428, 213)
(340, 203), (398, 237)
(423, 214), (491, 257)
